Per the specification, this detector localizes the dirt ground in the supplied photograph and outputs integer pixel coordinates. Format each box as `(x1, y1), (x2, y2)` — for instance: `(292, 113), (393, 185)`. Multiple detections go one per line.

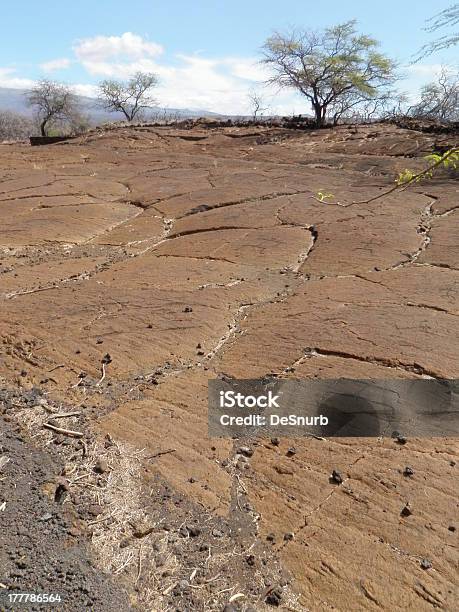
(0, 401), (130, 611)
(0, 121), (458, 611)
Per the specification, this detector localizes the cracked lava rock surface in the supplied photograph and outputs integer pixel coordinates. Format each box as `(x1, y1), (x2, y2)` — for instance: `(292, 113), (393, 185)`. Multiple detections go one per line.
(0, 122), (458, 610)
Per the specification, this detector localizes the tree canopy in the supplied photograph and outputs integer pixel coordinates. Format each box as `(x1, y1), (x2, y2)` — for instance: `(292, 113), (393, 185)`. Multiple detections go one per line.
(408, 69), (459, 122)
(98, 72), (158, 122)
(26, 80), (79, 136)
(261, 20), (397, 127)
(417, 3), (459, 58)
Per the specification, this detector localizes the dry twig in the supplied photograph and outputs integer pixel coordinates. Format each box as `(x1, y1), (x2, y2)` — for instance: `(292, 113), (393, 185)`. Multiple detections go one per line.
(43, 423), (84, 438)
(146, 448), (176, 460)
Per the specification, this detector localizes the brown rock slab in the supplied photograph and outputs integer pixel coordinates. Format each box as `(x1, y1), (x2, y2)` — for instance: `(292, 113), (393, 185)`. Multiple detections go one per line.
(1, 122), (457, 610)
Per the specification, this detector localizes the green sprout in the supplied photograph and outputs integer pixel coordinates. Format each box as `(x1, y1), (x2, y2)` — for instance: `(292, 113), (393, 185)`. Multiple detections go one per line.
(315, 190), (335, 202)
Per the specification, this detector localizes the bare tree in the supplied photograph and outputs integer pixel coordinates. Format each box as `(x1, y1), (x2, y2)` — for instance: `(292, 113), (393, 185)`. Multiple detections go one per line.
(261, 21), (397, 127)
(66, 111), (92, 136)
(328, 88), (407, 125)
(26, 80), (79, 136)
(0, 111), (36, 141)
(380, 93), (411, 120)
(247, 89), (268, 119)
(332, 90), (408, 124)
(408, 68), (459, 121)
(417, 3), (459, 58)
(98, 72), (158, 122)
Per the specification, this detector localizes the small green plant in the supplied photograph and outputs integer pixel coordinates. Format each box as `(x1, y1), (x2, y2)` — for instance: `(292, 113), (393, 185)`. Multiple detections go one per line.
(425, 150), (459, 170)
(315, 190), (335, 202)
(355, 147), (458, 205)
(396, 148), (458, 186)
(395, 169), (418, 186)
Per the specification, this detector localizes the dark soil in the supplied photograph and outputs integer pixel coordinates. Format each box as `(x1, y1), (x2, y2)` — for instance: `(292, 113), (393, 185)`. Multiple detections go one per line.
(0, 415), (132, 611)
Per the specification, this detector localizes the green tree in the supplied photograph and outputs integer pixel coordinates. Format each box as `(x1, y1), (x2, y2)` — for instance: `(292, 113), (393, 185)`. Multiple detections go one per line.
(261, 20), (396, 127)
(98, 72), (158, 122)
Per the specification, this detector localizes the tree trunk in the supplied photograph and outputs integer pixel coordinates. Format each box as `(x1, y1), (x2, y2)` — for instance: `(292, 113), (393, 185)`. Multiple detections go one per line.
(313, 104), (324, 128)
(40, 119), (48, 137)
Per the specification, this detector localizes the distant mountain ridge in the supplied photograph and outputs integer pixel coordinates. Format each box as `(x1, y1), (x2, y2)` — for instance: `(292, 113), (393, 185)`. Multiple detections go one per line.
(0, 87), (224, 123)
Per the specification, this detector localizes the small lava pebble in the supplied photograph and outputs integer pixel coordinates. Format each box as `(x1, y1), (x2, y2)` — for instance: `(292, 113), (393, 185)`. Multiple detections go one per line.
(401, 502), (413, 517)
(270, 437), (280, 446)
(266, 533), (275, 543)
(87, 504), (103, 517)
(246, 554), (256, 566)
(403, 466), (414, 477)
(283, 532), (294, 541)
(94, 459), (109, 474)
(54, 477), (70, 503)
(330, 470), (343, 485)
(392, 431), (407, 444)
(188, 526), (201, 537)
(183, 306), (193, 313)
(237, 446), (254, 457)
(266, 586), (283, 606)
(286, 447), (296, 457)
(420, 558), (432, 570)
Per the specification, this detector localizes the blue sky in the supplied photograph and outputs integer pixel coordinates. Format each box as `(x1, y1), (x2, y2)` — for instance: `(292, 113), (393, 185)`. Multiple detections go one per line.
(1, 0), (457, 113)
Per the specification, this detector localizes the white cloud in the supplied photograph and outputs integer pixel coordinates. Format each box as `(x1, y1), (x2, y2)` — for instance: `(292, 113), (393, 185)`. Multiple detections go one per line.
(401, 63), (458, 103)
(71, 83), (98, 98)
(78, 57), (160, 78)
(68, 33), (301, 114)
(224, 57), (271, 82)
(152, 55), (303, 115)
(0, 68), (34, 89)
(40, 58), (72, 72)
(74, 32), (163, 66)
(405, 63), (445, 80)
(156, 55), (245, 113)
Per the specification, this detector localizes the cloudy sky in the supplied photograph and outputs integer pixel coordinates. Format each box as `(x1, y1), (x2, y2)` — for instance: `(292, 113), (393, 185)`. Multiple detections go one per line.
(1, 0), (457, 115)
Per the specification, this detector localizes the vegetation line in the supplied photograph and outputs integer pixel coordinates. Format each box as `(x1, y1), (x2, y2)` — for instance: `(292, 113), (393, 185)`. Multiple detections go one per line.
(353, 148), (459, 204)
